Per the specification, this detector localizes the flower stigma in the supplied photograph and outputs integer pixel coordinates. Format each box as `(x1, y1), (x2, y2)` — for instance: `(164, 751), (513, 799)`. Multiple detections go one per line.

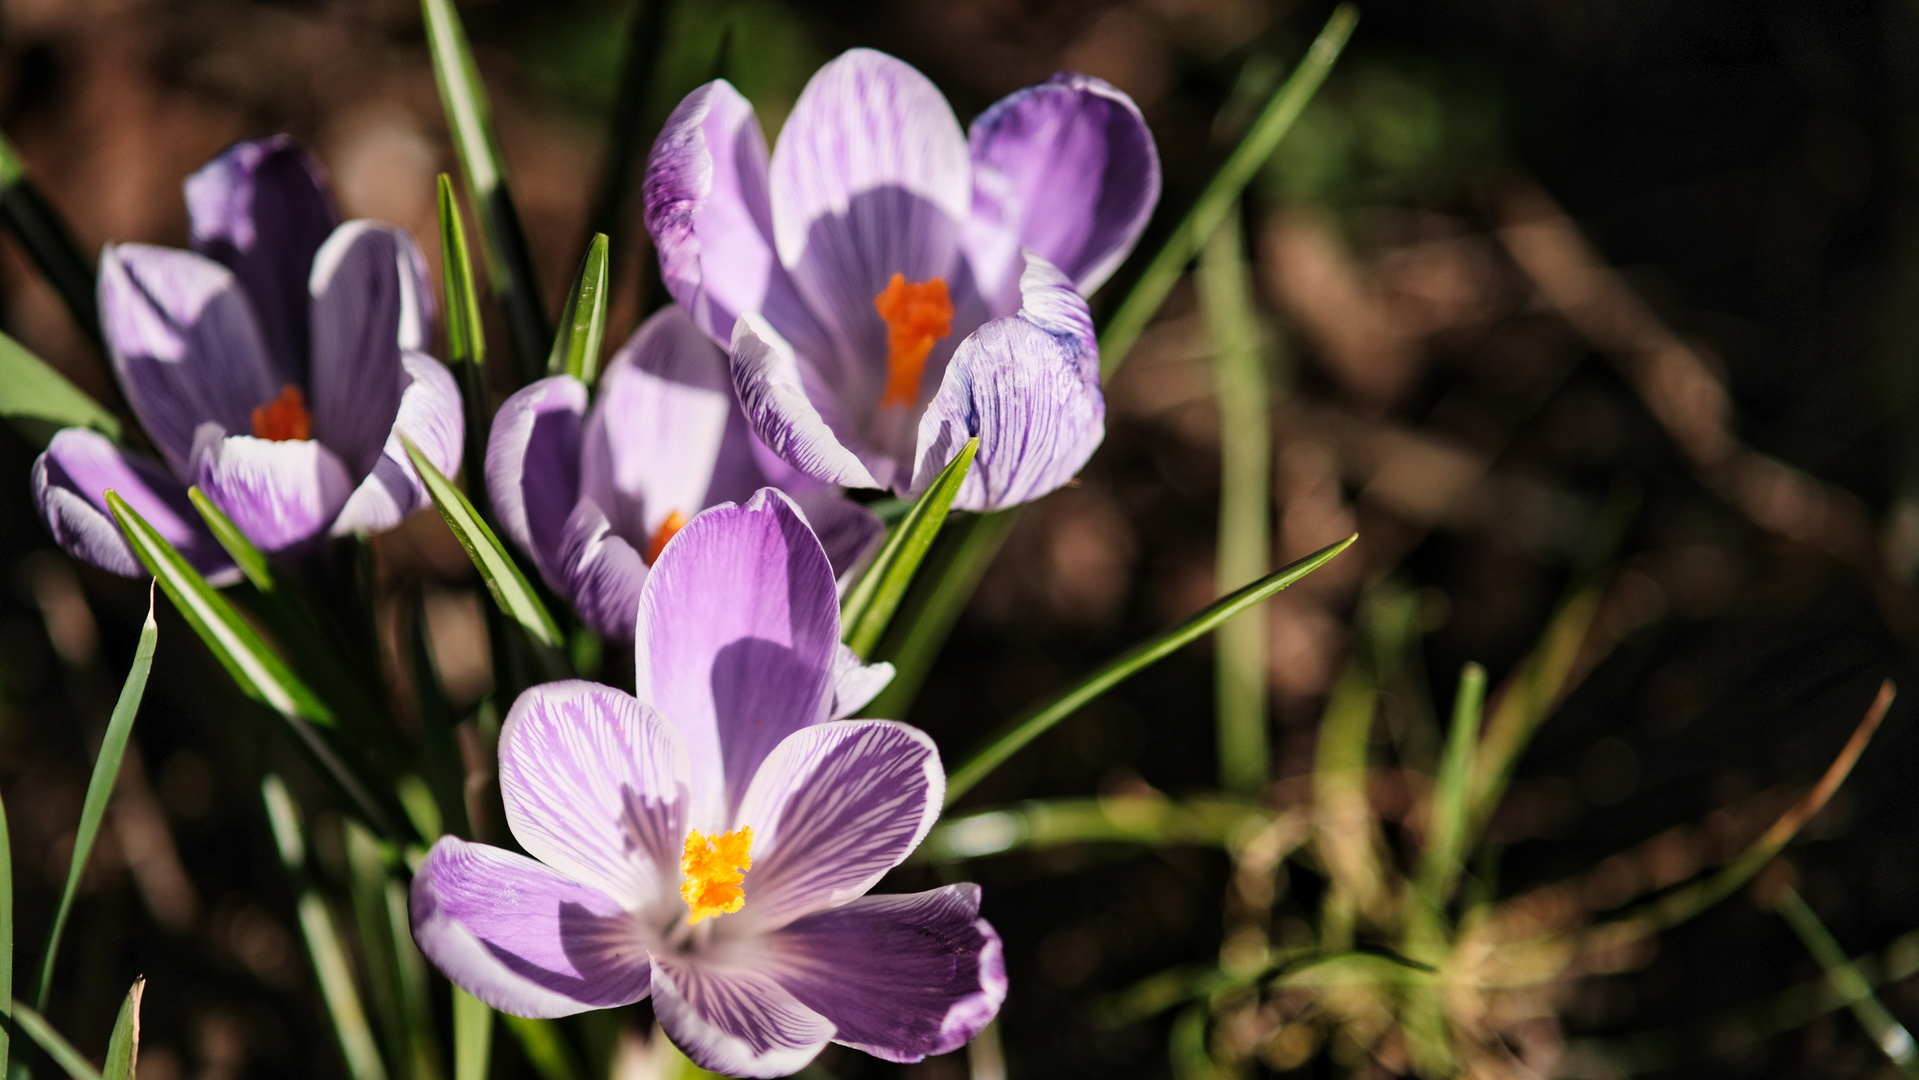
(251, 385), (312, 442)
(680, 826), (753, 924)
(644, 510), (688, 565)
(873, 273), (952, 408)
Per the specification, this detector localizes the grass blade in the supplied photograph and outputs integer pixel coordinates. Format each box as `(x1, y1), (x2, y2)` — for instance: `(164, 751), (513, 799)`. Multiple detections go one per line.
(453, 988), (492, 1080)
(841, 438), (979, 658)
(421, 0), (548, 382)
(0, 791), (12, 1077)
(1312, 658), (1387, 939)
(8, 1000), (103, 1080)
(917, 797), (1294, 863)
(1773, 885), (1919, 1074)
(1415, 662), (1487, 907)
(866, 509), (1019, 718)
(347, 823), (411, 1080)
(107, 492), (334, 726)
(401, 435), (564, 653)
(547, 234), (609, 385)
(34, 590), (157, 1008)
(102, 978), (143, 1080)
(438, 175), (486, 372)
(583, 0), (677, 259)
(0, 331), (119, 445)
(1198, 209), (1270, 797)
(0, 132), (102, 351)
(1097, 3), (1358, 378)
(187, 487), (272, 591)
(501, 1016), (581, 1080)
(300, 893), (391, 1080)
(389, 879), (443, 1080)
(945, 535), (1354, 805)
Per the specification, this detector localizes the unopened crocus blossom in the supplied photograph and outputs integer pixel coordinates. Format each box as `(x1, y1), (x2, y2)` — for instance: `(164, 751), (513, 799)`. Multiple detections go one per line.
(32, 136), (462, 580)
(410, 490), (1003, 1076)
(486, 304), (881, 638)
(644, 49), (1159, 510)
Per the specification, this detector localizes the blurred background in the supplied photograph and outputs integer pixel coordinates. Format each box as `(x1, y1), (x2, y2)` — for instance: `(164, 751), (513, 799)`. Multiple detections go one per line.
(3, 0), (1919, 1076)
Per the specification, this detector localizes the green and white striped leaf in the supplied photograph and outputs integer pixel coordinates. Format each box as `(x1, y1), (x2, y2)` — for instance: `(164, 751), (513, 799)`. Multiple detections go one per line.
(8, 999), (103, 1080)
(547, 233), (609, 385)
(102, 978), (143, 1080)
(106, 491), (335, 726)
(401, 435), (562, 650)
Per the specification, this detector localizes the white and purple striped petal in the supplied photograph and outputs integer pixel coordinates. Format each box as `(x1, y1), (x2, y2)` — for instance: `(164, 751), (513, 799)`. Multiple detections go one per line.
(31, 427), (236, 582)
(185, 136), (339, 383)
(486, 376), (587, 587)
(98, 244), (281, 476)
(734, 720), (942, 931)
(827, 644), (895, 720)
(650, 958), (834, 1079)
(332, 351), (464, 536)
(553, 502), (650, 640)
(913, 253), (1103, 511)
(410, 837), (653, 1018)
(308, 221), (434, 480)
(730, 314), (882, 491)
(767, 49), (973, 416)
(193, 430), (354, 552)
(967, 73), (1160, 299)
(632, 489), (841, 826)
(497, 681), (689, 912)
(765, 885), (1005, 1062)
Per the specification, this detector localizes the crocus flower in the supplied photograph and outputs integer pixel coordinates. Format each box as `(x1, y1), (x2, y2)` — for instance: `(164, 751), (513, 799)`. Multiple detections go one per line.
(32, 136), (462, 580)
(410, 490), (1003, 1076)
(486, 304), (881, 638)
(644, 50), (1159, 511)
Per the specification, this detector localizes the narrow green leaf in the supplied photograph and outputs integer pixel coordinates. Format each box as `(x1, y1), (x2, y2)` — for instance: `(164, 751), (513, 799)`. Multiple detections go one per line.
(102, 978), (143, 1080)
(108, 492), (334, 723)
(944, 535), (1355, 805)
(421, 0), (548, 380)
(35, 591), (157, 1008)
(298, 892), (390, 1080)
(1774, 886), (1919, 1074)
(388, 880), (443, 1080)
(0, 331), (119, 444)
(547, 234), (610, 385)
(0, 791), (13, 1078)
(437, 175), (485, 370)
(841, 438), (978, 658)
(401, 435), (563, 651)
(1313, 657), (1386, 941)
(8, 1000), (104, 1080)
(1097, 3), (1358, 378)
(347, 822), (411, 1080)
(1415, 662), (1486, 907)
(502, 1016), (581, 1080)
(582, 0), (677, 258)
(187, 486), (273, 591)
(867, 508), (1018, 718)
(1199, 209), (1271, 798)
(261, 774), (307, 871)
(453, 988), (492, 1080)
(917, 796), (1290, 863)
(0, 130), (103, 351)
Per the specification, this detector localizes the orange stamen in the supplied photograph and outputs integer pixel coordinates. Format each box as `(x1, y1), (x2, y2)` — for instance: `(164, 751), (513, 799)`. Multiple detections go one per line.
(644, 510), (688, 565)
(873, 273), (952, 408)
(680, 826), (754, 924)
(250, 384), (312, 442)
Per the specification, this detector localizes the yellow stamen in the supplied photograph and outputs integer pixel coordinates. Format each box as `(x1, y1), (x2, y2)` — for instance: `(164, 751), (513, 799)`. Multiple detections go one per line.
(873, 273), (952, 409)
(680, 826), (753, 924)
(644, 510), (688, 566)
(251, 384), (312, 442)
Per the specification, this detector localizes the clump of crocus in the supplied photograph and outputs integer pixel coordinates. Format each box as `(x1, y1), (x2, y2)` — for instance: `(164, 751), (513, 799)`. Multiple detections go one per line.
(644, 50), (1160, 510)
(32, 136), (461, 580)
(410, 490), (1002, 1077)
(486, 305), (879, 638)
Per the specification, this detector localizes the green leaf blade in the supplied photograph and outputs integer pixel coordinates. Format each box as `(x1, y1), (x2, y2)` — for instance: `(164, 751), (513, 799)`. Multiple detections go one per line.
(944, 534), (1355, 805)
(102, 978), (144, 1080)
(453, 988), (492, 1080)
(0, 791), (12, 1077)
(0, 331), (119, 444)
(548, 234), (610, 385)
(106, 492), (335, 727)
(841, 437), (979, 658)
(8, 1000), (104, 1080)
(1415, 662), (1486, 908)
(35, 591), (158, 1008)
(401, 435), (563, 650)
(188, 486), (273, 592)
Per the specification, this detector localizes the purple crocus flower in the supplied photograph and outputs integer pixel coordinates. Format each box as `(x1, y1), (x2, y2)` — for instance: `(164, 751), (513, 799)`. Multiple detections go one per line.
(486, 304), (881, 638)
(31, 136), (462, 580)
(410, 490), (1003, 1076)
(644, 50), (1159, 511)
